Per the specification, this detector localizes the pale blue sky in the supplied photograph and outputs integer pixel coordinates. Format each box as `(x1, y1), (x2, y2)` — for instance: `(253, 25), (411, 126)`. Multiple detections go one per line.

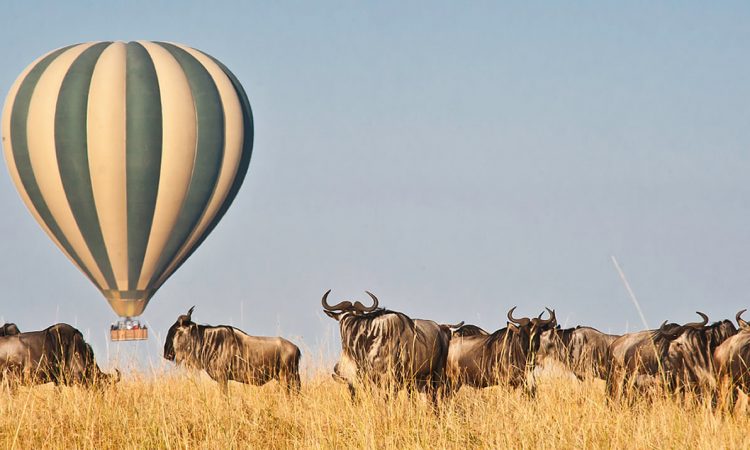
(0, 2), (748, 368)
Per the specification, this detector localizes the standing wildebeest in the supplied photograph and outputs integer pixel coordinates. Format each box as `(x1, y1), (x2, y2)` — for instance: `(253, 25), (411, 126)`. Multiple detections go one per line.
(537, 325), (620, 380)
(714, 310), (750, 409)
(607, 319), (697, 399)
(667, 312), (737, 397)
(0, 323), (118, 388)
(0, 323), (20, 336)
(163, 307), (301, 393)
(322, 290), (451, 405)
(446, 307), (557, 395)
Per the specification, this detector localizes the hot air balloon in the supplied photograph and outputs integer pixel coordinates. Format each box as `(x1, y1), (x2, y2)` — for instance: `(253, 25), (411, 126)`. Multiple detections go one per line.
(1, 41), (253, 340)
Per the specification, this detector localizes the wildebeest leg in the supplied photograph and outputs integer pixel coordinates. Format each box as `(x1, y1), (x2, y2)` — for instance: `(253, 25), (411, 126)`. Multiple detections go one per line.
(716, 375), (736, 413)
(0, 371), (19, 395)
(5, 379), (19, 396)
(217, 378), (229, 396)
(427, 380), (444, 413)
(732, 387), (749, 416)
(508, 372), (536, 398)
(606, 372), (623, 402)
(524, 370), (538, 398)
(283, 372), (301, 395)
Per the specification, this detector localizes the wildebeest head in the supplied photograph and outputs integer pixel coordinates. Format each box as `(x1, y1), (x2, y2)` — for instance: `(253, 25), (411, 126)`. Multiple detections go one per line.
(164, 306), (196, 362)
(0, 323), (20, 336)
(77, 341), (121, 385)
(507, 307), (556, 339)
(504, 307), (557, 364)
(321, 290), (380, 321)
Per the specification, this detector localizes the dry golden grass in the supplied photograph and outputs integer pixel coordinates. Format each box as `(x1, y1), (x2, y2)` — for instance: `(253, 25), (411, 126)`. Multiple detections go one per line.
(0, 367), (749, 449)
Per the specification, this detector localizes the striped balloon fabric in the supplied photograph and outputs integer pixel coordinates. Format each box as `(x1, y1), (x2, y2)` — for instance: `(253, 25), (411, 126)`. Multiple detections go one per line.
(1, 41), (253, 317)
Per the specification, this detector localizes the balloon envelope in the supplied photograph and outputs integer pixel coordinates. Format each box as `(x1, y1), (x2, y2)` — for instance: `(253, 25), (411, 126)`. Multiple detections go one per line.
(1, 41), (253, 317)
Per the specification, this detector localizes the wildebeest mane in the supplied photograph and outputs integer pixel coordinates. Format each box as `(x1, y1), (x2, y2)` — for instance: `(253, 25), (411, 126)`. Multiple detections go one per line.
(484, 327), (514, 347)
(452, 324), (488, 337)
(350, 308), (417, 329)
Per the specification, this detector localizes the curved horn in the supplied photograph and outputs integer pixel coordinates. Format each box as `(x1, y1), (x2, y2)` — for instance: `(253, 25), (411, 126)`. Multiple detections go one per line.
(659, 320), (684, 338)
(187, 306), (195, 320)
(684, 311), (709, 329)
(538, 308), (556, 326)
(321, 290), (353, 311)
(113, 368), (121, 383)
(443, 321), (465, 329)
(737, 309), (749, 329)
(507, 307), (530, 327)
(354, 291), (379, 313)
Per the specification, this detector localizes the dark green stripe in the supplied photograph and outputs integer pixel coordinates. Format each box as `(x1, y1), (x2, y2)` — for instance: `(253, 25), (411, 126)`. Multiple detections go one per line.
(147, 42), (226, 288)
(126, 42), (163, 290)
(9, 45), (101, 288)
(154, 51), (254, 290)
(55, 42), (117, 290)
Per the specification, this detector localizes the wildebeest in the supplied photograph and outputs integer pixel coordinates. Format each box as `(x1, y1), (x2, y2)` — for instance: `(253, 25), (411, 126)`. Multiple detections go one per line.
(446, 307), (557, 395)
(714, 310), (750, 409)
(0, 323), (118, 388)
(607, 319), (697, 399)
(322, 290), (451, 405)
(163, 307), (301, 393)
(537, 325), (620, 380)
(0, 323), (20, 336)
(667, 312), (737, 397)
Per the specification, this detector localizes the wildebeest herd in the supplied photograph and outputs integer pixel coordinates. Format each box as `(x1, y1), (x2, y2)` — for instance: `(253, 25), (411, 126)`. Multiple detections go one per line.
(3, 292), (750, 412)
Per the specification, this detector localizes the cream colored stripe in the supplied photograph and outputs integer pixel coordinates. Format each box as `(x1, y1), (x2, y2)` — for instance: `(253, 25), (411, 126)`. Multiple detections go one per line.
(155, 45), (245, 287)
(88, 42), (128, 290)
(136, 41), (197, 289)
(1, 50), (77, 272)
(25, 43), (108, 289)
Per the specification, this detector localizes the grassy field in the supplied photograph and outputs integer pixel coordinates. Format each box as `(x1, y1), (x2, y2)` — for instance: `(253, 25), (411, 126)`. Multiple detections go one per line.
(0, 366), (748, 450)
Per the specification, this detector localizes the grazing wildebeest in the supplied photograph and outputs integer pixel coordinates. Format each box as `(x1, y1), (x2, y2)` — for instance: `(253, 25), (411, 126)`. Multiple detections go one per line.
(667, 312), (737, 397)
(0, 323), (20, 336)
(537, 325), (620, 380)
(163, 307), (301, 393)
(446, 307), (557, 395)
(607, 319), (694, 399)
(0, 323), (118, 388)
(714, 310), (750, 410)
(322, 290), (451, 405)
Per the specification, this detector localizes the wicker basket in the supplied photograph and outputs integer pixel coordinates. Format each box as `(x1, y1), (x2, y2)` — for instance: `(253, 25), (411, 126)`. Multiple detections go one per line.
(110, 328), (148, 341)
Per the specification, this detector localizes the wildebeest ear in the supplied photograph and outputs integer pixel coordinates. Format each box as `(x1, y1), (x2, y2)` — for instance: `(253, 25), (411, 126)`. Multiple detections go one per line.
(507, 322), (520, 333)
(324, 310), (341, 321)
